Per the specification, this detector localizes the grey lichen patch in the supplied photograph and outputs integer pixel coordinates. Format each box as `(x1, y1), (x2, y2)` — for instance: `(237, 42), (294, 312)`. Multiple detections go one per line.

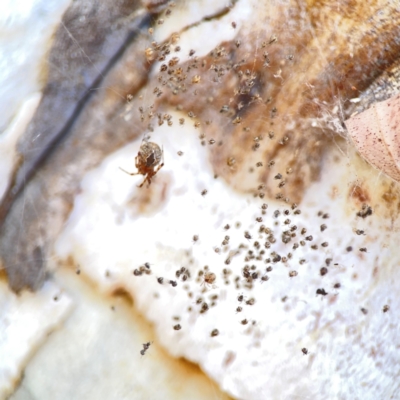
(0, 1), (152, 292)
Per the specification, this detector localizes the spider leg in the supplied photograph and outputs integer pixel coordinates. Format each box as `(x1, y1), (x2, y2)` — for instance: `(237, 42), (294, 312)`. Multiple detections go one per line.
(138, 177), (146, 188)
(138, 174), (150, 188)
(153, 161), (164, 174)
(119, 167), (139, 176)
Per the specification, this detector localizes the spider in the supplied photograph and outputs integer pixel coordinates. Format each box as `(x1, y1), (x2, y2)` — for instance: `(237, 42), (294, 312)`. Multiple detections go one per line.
(201, 271), (216, 289)
(119, 141), (164, 187)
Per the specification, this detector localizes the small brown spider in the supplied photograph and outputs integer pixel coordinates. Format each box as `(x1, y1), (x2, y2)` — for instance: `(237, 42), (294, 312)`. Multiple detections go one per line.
(140, 341), (152, 356)
(201, 271), (216, 288)
(120, 141), (164, 187)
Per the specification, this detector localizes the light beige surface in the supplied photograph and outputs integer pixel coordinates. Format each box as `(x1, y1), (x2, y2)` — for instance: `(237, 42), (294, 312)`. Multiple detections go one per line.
(0, 277), (72, 399)
(9, 268), (230, 400)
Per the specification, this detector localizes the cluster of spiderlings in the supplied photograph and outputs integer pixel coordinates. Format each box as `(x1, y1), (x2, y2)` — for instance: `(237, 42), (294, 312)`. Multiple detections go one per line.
(138, 11), (289, 170)
(175, 266), (191, 282)
(133, 263), (152, 276)
(121, 11), (394, 351)
(141, 196), (381, 339)
(356, 204), (373, 219)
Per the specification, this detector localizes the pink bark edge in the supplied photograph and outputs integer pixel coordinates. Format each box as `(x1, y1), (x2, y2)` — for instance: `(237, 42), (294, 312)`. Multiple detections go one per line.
(345, 92), (400, 182)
